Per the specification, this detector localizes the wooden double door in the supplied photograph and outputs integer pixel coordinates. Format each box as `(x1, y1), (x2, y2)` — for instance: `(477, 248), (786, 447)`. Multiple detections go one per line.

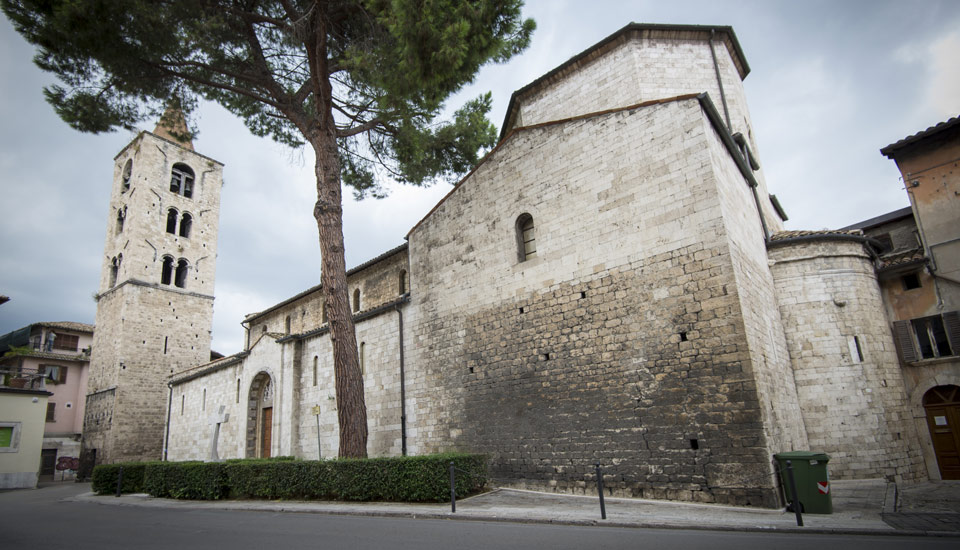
(924, 385), (960, 480)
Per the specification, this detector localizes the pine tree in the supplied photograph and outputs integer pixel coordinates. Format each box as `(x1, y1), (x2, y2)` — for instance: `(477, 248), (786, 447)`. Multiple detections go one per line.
(2, 0), (534, 457)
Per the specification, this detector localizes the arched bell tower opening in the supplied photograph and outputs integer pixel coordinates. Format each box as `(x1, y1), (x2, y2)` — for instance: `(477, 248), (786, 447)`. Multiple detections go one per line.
(246, 372), (274, 458)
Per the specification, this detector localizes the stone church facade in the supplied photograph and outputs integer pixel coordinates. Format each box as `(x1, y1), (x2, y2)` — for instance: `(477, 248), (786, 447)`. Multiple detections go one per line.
(92, 24), (930, 507)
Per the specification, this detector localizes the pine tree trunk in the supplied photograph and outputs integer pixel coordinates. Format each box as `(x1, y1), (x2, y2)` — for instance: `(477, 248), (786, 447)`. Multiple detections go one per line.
(312, 124), (368, 459)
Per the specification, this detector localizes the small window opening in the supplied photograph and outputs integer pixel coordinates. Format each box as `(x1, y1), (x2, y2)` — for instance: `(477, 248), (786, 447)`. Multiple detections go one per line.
(170, 163), (195, 198)
(874, 233), (893, 253)
(236, 378), (240, 404)
(181, 394), (184, 415)
(399, 270), (408, 295)
(163, 336), (168, 354)
(174, 259), (189, 288)
(122, 158), (133, 190)
(359, 342), (366, 375)
(285, 315), (291, 335)
(46, 403), (56, 423)
(519, 307), (525, 314)
(116, 207), (125, 234)
(109, 254), (122, 287)
(179, 212), (192, 238)
(353, 289), (361, 312)
(313, 356), (318, 386)
(853, 336), (864, 362)
(580, 291), (587, 299)
(166, 208), (178, 234)
(202, 388), (206, 411)
(322, 302), (328, 324)
(902, 273), (921, 290)
(261, 325), (267, 334)
(541, 353), (551, 361)
(679, 331), (688, 342)
(160, 255), (174, 285)
(690, 438), (699, 450)
(516, 213), (536, 261)
(469, 366), (474, 374)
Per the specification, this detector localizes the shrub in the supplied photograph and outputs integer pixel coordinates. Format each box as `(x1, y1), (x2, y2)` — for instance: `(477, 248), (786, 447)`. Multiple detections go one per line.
(91, 461), (160, 495)
(93, 453), (487, 502)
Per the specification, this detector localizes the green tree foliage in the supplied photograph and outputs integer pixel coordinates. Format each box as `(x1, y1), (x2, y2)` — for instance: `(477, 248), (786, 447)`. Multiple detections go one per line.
(3, 0), (534, 457)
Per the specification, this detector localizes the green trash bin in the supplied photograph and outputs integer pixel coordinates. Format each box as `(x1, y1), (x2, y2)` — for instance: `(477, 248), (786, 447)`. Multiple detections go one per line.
(774, 451), (832, 514)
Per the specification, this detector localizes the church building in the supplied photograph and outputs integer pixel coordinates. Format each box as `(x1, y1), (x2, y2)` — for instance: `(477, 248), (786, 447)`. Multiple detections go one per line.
(88, 24), (944, 508)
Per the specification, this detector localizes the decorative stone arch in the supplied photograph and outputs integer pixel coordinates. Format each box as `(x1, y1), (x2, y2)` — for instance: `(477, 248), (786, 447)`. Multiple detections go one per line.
(909, 375), (960, 480)
(245, 371), (275, 458)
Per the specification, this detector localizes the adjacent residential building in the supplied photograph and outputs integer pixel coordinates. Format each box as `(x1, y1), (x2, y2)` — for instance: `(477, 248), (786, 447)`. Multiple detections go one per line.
(0, 321), (93, 480)
(0, 383), (52, 489)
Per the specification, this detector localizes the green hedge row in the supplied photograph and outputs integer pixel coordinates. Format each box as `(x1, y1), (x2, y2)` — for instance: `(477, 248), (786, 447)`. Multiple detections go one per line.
(92, 453), (487, 502)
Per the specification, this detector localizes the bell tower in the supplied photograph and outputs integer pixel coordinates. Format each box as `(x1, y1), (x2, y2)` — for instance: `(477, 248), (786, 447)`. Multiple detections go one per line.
(82, 114), (223, 464)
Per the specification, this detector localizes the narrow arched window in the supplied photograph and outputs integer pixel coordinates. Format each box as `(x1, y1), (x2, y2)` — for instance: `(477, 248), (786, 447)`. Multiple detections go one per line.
(359, 342), (366, 375)
(179, 212), (192, 238)
(122, 159), (132, 191)
(174, 259), (189, 288)
(166, 208), (178, 234)
(312, 356), (318, 386)
(161, 256), (174, 285)
(399, 270), (407, 295)
(516, 213), (536, 261)
(170, 163), (195, 198)
(116, 207), (125, 234)
(285, 315), (291, 335)
(353, 288), (361, 312)
(109, 254), (122, 287)
(322, 301), (328, 324)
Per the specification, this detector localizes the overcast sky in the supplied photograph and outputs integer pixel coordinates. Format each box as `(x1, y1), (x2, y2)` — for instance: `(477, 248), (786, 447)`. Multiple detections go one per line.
(1, 0), (958, 354)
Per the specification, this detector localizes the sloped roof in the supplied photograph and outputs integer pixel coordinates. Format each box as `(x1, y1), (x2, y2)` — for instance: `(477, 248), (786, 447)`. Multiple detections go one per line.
(499, 23), (749, 141)
(840, 206), (913, 231)
(769, 229), (863, 241)
(881, 116), (960, 158)
(36, 321), (95, 334)
(879, 248), (926, 271)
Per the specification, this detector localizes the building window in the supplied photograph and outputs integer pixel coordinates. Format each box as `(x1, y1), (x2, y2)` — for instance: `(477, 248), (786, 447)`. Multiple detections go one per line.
(516, 213), (536, 261)
(399, 270), (407, 294)
(161, 255), (174, 285)
(174, 259), (189, 288)
(873, 233), (893, 253)
(52, 333), (79, 352)
(166, 208), (178, 234)
(894, 312), (960, 362)
(353, 289), (361, 312)
(46, 402), (56, 423)
(285, 315), (291, 335)
(170, 163), (195, 198)
(313, 356), (318, 386)
(39, 365), (67, 384)
(109, 254), (122, 288)
(0, 422), (21, 452)
(116, 207), (126, 234)
(359, 342), (365, 375)
(902, 273), (921, 290)
(179, 212), (192, 238)
(122, 158), (133, 191)
(322, 302), (327, 324)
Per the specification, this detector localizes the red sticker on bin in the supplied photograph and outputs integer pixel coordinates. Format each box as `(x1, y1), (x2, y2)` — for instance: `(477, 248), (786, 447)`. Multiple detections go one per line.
(817, 481), (829, 494)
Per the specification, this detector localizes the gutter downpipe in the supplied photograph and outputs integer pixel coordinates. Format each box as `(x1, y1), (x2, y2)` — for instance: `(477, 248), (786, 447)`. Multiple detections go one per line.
(163, 381), (173, 461)
(395, 301), (407, 456)
(709, 29), (733, 132)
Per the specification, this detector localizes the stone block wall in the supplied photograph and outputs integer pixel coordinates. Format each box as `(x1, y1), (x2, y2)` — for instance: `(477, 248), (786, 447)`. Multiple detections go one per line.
(404, 98), (782, 506)
(769, 238), (925, 480)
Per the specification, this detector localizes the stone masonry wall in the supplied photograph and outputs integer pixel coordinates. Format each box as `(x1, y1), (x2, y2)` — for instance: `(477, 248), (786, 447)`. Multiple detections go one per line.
(405, 99), (780, 506)
(769, 239), (926, 480)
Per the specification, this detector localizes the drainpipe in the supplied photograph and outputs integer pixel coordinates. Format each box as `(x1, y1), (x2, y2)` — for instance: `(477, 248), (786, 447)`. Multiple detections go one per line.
(709, 29), (733, 132)
(163, 381), (173, 461)
(394, 302), (407, 456)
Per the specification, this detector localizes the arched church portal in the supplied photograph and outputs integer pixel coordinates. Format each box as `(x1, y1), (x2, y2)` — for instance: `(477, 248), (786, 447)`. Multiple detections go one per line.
(923, 385), (960, 480)
(246, 372), (274, 458)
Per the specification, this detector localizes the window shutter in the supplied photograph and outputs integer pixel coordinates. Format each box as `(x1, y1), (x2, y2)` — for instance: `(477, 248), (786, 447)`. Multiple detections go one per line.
(892, 320), (919, 363)
(46, 402), (56, 422)
(944, 311), (960, 356)
(58, 366), (68, 384)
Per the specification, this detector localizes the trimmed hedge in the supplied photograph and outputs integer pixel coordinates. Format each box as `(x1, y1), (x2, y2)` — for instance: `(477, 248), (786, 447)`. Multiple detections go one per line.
(91, 453), (487, 502)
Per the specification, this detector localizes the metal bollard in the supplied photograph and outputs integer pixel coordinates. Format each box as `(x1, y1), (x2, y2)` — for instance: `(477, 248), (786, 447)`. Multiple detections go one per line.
(785, 460), (803, 527)
(449, 461), (456, 513)
(115, 466), (124, 497)
(595, 463), (606, 520)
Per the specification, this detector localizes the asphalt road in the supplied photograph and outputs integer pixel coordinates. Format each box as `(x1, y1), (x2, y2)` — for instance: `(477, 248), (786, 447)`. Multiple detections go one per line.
(2, 483), (955, 549)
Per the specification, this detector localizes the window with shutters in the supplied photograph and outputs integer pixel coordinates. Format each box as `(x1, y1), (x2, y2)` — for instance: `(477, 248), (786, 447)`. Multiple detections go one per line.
(39, 365), (67, 384)
(893, 311), (960, 362)
(52, 333), (79, 352)
(46, 402), (56, 423)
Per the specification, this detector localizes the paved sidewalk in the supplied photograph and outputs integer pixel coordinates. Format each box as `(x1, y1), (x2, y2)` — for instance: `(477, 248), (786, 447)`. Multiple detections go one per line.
(64, 477), (959, 537)
(882, 480), (960, 533)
